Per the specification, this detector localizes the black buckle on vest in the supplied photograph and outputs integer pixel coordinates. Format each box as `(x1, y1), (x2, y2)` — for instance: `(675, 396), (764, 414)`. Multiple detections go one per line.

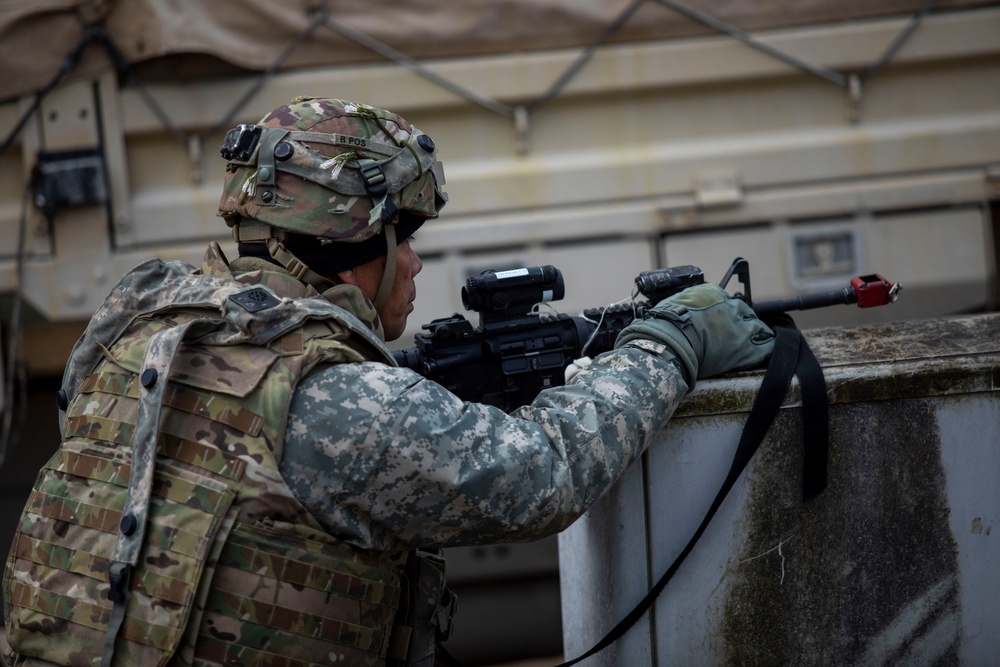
(108, 562), (132, 603)
(434, 587), (458, 642)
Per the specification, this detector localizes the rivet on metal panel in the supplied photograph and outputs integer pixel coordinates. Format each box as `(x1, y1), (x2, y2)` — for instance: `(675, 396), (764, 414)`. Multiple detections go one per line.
(78, 0), (111, 25)
(33, 218), (49, 238)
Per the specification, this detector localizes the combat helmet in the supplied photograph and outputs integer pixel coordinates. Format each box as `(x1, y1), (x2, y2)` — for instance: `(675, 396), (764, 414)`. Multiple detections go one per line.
(218, 97), (447, 311)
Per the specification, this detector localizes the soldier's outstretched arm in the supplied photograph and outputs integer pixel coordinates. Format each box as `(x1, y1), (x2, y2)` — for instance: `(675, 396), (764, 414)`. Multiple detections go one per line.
(281, 345), (684, 550)
(280, 283), (773, 551)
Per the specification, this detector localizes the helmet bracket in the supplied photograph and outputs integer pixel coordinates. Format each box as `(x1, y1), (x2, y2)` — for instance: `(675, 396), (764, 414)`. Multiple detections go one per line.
(255, 128), (290, 206)
(220, 124), (262, 162)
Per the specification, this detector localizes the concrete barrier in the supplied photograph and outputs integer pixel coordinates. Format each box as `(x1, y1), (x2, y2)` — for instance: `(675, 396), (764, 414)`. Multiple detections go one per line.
(559, 314), (1000, 665)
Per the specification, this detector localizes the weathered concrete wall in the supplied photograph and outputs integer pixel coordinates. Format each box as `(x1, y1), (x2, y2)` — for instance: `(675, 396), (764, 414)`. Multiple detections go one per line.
(560, 314), (1000, 665)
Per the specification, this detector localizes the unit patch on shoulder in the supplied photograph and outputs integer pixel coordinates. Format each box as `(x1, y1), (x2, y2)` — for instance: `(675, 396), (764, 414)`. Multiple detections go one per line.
(230, 288), (281, 312)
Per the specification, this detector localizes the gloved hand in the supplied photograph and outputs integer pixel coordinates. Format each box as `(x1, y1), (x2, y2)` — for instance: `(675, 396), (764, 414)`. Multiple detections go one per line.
(615, 283), (774, 387)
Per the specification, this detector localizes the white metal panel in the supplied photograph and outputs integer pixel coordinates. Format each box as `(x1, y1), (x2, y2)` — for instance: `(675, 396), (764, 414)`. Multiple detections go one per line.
(663, 224), (792, 301)
(661, 205), (991, 327)
(105, 8), (1000, 228)
(16, 81), (112, 319)
(0, 161), (27, 261)
(662, 169), (993, 230)
(647, 413), (755, 665)
(123, 181), (230, 248)
(864, 207), (988, 290)
(537, 239), (654, 317)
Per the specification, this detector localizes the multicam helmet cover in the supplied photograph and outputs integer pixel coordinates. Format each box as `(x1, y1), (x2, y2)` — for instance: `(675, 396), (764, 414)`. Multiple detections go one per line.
(218, 97), (447, 243)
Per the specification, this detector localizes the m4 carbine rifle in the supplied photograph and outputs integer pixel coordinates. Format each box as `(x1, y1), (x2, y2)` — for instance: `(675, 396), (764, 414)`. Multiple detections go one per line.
(393, 258), (901, 412)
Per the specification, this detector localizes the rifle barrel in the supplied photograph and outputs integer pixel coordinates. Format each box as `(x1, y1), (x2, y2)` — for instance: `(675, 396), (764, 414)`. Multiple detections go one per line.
(752, 286), (856, 316)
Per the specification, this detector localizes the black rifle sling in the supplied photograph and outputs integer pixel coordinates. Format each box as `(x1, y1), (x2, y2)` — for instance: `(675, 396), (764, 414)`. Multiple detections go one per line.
(796, 328), (829, 502)
(555, 325), (828, 667)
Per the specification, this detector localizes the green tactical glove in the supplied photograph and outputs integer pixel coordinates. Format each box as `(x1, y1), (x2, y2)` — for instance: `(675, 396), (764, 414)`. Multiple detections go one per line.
(615, 283), (775, 387)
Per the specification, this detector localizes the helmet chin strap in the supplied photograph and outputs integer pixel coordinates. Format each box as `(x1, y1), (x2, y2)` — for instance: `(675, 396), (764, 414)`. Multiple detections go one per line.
(233, 216), (397, 314)
(372, 223), (397, 313)
(232, 219), (337, 292)
(264, 238), (336, 293)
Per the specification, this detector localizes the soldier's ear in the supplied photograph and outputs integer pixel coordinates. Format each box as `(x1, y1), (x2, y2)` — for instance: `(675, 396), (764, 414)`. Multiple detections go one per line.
(336, 268), (359, 286)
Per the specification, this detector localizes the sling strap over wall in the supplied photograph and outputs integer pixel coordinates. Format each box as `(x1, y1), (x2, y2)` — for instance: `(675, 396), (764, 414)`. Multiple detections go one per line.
(557, 325), (829, 667)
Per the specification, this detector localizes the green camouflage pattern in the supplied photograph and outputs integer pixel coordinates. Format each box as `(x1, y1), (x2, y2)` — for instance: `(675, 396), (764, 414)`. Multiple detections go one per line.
(5, 441), (237, 667)
(58, 242), (391, 419)
(218, 97), (447, 243)
(4, 244), (408, 666)
(226, 253), (386, 339)
(194, 523), (406, 667)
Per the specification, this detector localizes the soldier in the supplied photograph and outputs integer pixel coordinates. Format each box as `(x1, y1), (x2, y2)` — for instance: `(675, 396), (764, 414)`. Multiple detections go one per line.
(3, 98), (774, 667)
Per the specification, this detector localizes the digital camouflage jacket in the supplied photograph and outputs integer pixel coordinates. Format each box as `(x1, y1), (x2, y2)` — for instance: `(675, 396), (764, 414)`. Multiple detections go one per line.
(280, 335), (689, 552)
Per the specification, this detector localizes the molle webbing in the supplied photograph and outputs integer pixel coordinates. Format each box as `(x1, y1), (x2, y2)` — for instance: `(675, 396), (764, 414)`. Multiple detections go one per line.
(64, 412), (249, 484)
(192, 524), (405, 665)
(5, 442), (236, 667)
(77, 370), (266, 436)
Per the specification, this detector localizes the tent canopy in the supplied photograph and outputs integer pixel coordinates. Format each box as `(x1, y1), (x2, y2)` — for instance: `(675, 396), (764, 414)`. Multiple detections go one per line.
(1, 0), (990, 103)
